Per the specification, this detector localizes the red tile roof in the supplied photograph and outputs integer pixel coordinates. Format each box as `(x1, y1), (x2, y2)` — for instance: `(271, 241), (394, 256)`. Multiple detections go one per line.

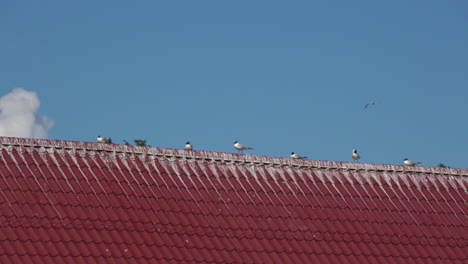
(0, 137), (466, 263)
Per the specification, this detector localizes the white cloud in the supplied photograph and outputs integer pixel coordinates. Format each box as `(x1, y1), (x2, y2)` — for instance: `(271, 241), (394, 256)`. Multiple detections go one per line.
(0, 88), (54, 139)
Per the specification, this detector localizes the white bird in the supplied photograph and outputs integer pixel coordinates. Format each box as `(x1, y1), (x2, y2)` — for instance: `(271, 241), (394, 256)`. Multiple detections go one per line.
(352, 149), (360, 162)
(404, 158), (421, 166)
(364, 101), (376, 109)
(234, 141), (252, 154)
(184, 141), (193, 150)
(290, 152), (307, 159)
(97, 135), (108, 143)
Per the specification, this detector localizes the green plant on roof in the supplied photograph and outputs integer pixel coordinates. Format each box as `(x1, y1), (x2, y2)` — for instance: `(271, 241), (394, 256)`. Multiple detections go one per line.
(134, 139), (149, 147)
(123, 139), (149, 147)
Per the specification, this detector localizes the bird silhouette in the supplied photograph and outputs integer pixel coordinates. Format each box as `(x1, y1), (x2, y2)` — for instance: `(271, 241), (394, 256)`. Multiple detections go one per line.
(364, 101), (376, 109)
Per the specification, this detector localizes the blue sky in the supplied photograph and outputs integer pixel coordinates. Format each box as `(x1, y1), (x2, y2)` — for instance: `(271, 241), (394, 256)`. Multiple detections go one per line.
(1, 1), (467, 168)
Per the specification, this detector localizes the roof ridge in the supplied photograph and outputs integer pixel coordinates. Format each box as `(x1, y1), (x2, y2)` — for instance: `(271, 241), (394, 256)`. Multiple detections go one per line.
(1, 136), (467, 177)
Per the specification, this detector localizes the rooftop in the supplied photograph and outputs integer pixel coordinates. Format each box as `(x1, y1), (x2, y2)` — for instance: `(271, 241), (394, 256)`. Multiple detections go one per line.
(0, 137), (466, 263)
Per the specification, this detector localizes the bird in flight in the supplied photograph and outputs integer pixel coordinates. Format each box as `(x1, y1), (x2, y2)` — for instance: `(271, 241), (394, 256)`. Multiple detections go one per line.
(290, 152), (307, 159)
(403, 158), (421, 166)
(352, 149), (360, 162)
(364, 101), (376, 109)
(234, 141), (253, 154)
(184, 141), (193, 150)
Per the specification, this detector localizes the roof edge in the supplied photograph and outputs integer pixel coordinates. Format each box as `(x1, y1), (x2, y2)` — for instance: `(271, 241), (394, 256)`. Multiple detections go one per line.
(1, 136), (466, 176)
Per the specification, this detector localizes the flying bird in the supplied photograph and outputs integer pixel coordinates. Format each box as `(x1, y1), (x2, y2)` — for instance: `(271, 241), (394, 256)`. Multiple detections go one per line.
(352, 149), (360, 162)
(184, 141), (193, 150)
(97, 136), (110, 143)
(290, 152), (307, 159)
(234, 141), (253, 154)
(364, 101), (376, 109)
(403, 158), (421, 166)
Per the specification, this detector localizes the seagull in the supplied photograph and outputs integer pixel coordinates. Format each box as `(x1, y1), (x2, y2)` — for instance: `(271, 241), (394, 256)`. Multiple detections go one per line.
(234, 141), (252, 154)
(364, 101), (376, 109)
(403, 158), (421, 166)
(290, 152), (307, 159)
(184, 141), (193, 150)
(352, 149), (360, 162)
(98, 135), (111, 143)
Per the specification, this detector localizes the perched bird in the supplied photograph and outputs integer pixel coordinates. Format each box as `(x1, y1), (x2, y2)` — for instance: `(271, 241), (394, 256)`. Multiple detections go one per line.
(97, 136), (108, 143)
(403, 158), (421, 166)
(184, 141), (193, 150)
(290, 152), (307, 159)
(364, 101), (376, 109)
(234, 141), (253, 154)
(352, 149), (360, 162)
